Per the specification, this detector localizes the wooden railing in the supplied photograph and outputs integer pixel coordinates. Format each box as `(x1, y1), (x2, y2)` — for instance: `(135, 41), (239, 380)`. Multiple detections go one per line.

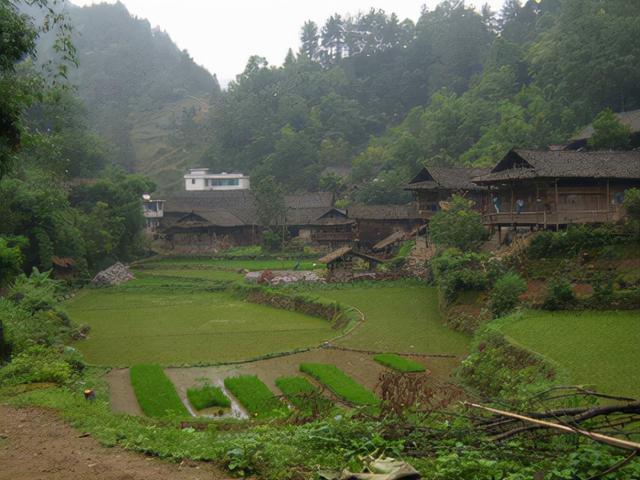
(483, 208), (625, 226)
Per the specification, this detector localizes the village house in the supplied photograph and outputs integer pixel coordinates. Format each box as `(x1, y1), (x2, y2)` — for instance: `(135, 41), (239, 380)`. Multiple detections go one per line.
(405, 165), (490, 220)
(183, 168), (250, 191)
(473, 149), (640, 229)
(346, 204), (423, 248)
(142, 196), (165, 232)
(157, 190), (338, 252)
(295, 207), (355, 249)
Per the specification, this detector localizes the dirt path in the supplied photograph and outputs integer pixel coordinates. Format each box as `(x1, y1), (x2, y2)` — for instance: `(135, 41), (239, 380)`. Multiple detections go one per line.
(0, 405), (229, 480)
(106, 368), (142, 416)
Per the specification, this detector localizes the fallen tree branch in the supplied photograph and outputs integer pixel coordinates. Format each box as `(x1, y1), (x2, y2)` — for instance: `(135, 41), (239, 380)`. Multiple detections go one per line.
(464, 402), (640, 451)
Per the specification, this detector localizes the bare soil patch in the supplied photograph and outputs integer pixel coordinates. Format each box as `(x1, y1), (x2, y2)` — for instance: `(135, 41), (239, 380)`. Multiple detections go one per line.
(106, 368), (142, 416)
(0, 405), (229, 480)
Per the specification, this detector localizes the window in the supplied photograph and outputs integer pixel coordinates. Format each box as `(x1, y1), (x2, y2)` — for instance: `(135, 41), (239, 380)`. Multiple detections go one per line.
(191, 179), (195, 184)
(211, 178), (240, 186)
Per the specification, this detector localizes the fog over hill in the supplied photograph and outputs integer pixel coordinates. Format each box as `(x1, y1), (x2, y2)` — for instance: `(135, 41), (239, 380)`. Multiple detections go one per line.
(31, 0), (219, 190)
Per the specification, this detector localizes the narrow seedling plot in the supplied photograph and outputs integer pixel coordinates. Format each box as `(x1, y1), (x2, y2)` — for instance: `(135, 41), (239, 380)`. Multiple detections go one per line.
(130, 364), (189, 418)
(373, 353), (426, 373)
(276, 376), (333, 414)
(187, 384), (231, 414)
(299, 363), (379, 406)
(224, 375), (287, 418)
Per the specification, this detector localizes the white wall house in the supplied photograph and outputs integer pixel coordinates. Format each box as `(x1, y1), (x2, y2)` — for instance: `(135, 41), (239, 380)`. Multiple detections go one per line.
(184, 168), (250, 191)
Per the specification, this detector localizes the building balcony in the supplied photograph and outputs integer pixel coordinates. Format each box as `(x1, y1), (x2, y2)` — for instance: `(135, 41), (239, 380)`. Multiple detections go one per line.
(483, 208), (625, 226)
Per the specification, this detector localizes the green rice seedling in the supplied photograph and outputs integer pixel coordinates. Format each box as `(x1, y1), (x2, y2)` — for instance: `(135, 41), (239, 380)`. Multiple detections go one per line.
(373, 353), (426, 373)
(129, 364), (188, 418)
(224, 375), (286, 418)
(299, 363), (379, 406)
(275, 376), (332, 413)
(187, 384), (231, 410)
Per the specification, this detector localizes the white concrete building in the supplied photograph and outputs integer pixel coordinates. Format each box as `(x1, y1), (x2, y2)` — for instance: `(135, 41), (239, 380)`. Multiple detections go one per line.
(183, 168), (250, 191)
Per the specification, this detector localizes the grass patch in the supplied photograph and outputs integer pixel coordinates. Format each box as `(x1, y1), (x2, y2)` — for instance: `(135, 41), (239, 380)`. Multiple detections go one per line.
(67, 289), (333, 366)
(373, 353), (426, 372)
(275, 376), (332, 413)
(299, 363), (379, 406)
(497, 310), (640, 398)
(129, 364), (188, 418)
(186, 385), (230, 410)
(224, 375), (286, 418)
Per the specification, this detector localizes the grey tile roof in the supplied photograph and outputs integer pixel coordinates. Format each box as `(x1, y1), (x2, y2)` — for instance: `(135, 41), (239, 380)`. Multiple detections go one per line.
(407, 166), (490, 190)
(473, 149), (640, 183)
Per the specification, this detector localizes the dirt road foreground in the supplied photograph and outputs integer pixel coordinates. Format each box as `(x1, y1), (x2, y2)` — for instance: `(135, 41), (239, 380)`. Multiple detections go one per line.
(0, 405), (229, 480)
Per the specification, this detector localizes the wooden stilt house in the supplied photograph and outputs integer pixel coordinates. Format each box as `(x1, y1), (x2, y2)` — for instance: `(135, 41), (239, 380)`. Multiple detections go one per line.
(473, 149), (640, 229)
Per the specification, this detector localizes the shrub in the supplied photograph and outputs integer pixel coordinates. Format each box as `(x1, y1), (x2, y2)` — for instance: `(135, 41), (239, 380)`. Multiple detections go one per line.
(429, 195), (488, 251)
(300, 363), (379, 406)
(527, 224), (621, 259)
(0, 345), (74, 386)
(430, 249), (489, 302)
(261, 230), (283, 252)
(0, 236), (24, 287)
(588, 274), (614, 309)
(1, 298), (77, 355)
(224, 375), (286, 418)
(129, 364), (188, 418)
(543, 277), (576, 310)
(489, 272), (527, 318)
(373, 354), (426, 373)
(9, 268), (61, 313)
(275, 376), (332, 414)
(187, 385), (231, 410)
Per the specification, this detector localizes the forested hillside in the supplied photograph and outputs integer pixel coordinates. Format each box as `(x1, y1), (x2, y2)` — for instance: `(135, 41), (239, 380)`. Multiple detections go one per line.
(33, 1), (219, 190)
(204, 0), (640, 203)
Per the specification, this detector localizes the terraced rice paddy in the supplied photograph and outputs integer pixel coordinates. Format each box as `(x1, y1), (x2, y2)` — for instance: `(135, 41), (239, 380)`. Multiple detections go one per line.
(67, 288), (334, 366)
(498, 310), (640, 398)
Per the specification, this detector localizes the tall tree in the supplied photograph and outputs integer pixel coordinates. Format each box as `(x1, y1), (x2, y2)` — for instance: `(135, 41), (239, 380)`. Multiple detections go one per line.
(321, 14), (345, 65)
(300, 20), (320, 60)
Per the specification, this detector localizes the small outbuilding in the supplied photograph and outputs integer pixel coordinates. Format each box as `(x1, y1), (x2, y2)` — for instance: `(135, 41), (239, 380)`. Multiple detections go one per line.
(347, 204), (423, 249)
(318, 246), (384, 272)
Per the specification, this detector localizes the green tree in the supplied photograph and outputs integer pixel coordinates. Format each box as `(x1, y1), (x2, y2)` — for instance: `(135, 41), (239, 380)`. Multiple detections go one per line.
(587, 109), (632, 150)
(0, 0), (76, 178)
(252, 175), (286, 229)
(429, 195), (487, 251)
(300, 20), (320, 60)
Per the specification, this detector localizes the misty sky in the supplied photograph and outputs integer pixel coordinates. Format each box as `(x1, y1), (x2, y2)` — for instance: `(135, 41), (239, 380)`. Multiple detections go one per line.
(71, 0), (508, 86)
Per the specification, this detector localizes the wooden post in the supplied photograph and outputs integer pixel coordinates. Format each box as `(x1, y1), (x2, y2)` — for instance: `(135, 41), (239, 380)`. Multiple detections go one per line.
(554, 178), (559, 230)
(606, 178), (610, 222)
(510, 183), (514, 225)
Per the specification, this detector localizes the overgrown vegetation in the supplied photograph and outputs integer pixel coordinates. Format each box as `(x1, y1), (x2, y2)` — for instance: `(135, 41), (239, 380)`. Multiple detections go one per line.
(186, 384), (230, 410)
(458, 327), (556, 402)
(300, 363), (379, 406)
(489, 271), (527, 318)
(428, 195), (488, 251)
(224, 375), (287, 418)
(373, 354), (426, 373)
(129, 364), (188, 418)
